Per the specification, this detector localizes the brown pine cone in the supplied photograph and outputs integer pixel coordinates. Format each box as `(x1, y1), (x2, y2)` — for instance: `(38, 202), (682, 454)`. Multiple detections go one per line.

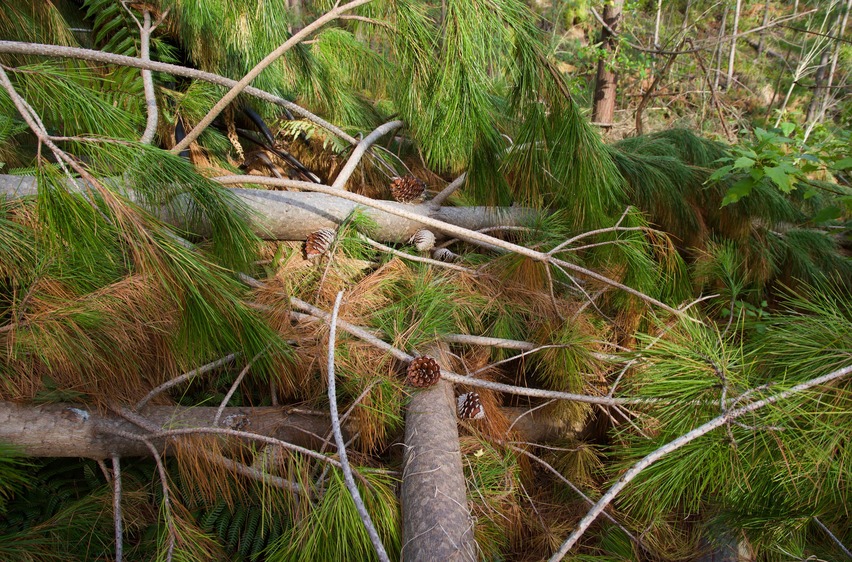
(406, 356), (441, 388)
(304, 228), (335, 259)
(457, 392), (485, 420)
(390, 176), (426, 203)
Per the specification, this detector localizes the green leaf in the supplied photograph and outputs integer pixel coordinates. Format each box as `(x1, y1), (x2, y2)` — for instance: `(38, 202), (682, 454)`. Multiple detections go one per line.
(721, 177), (755, 206)
(764, 165), (795, 192)
(831, 157), (852, 170)
(780, 122), (795, 137)
(812, 206), (842, 224)
(733, 156), (755, 170)
(708, 164), (734, 182)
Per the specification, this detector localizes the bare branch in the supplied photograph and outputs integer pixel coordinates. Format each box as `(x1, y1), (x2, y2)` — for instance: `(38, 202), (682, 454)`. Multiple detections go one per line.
(548, 364), (852, 559)
(327, 291), (390, 562)
(217, 175), (690, 318)
(0, 41), (358, 145)
(171, 0), (372, 154)
(112, 455), (124, 562)
(214, 351), (264, 426)
(358, 233), (476, 274)
(135, 354), (238, 411)
(289, 297), (649, 406)
(202, 450), (304, 495)
(332, 120), (404, 189)
(814, 517), (852, 558)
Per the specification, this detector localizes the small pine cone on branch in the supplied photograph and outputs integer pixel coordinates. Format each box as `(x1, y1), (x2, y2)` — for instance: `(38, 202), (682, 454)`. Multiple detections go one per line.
(406, 356), (441, 388)
(304, 228), (335, 259)
(457, 392), (485, 420)
(390, 176), (426, 203)
(409, 229), (436, 252)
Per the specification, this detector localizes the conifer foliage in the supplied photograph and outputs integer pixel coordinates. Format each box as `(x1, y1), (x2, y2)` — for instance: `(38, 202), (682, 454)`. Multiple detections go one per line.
(0, 1), (849, 561)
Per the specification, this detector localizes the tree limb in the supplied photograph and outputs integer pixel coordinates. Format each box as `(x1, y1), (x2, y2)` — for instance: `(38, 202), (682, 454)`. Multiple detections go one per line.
(327, 291), (390, 562)
(170, 0), (372, 154)
(548, 363), (852, 560)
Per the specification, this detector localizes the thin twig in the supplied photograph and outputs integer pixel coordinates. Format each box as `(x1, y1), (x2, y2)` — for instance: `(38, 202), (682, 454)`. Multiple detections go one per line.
(358, 234), (476, 274)
(327, 291), (390, 562)
(216, 175), (692, 319)
(814, 517), (852, 558)
(112, 455), (123, 562)
(289, 297), (650, 406)
(149, 426), (345, 469)
(590, 7), (817, 55)
(171, 0), (372, 154)
(102, 428), (175, 561)
(135, 354), (238, 411)
(202, 450), (304, 495)
(0, 41), (358, 146)
(503, 443), (643, 549)
(505, 400), (556, 436)
(548, 364), (852, 560)
(214, 350), (265, 426)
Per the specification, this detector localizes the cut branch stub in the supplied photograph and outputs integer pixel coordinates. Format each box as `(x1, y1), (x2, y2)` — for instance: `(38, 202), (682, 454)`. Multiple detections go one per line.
(304, 228), (335, 259)
(406, 356), (441, 388)
(457, 392), (485, 420)
(390, 175), (426, 203)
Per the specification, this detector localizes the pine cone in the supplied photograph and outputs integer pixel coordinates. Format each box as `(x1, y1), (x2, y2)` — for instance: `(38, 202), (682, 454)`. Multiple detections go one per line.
(457, 392), (485, 420)
(431, 248), (459, 262)
(409, 229), (436, 252)
(406, 356), (441, 388)
(304, 228), (335, 259)
(390, 176), (426, 203)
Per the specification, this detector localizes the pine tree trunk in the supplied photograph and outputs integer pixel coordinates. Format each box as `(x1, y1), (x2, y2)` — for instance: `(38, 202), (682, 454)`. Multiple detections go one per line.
(591, 0), (625, 127)
(401, 345), (477, 561)
(0, 175), (536, 243)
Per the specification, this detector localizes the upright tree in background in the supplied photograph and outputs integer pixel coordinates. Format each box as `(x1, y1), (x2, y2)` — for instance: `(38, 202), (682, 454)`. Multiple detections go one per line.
(591, 0), (625, 126)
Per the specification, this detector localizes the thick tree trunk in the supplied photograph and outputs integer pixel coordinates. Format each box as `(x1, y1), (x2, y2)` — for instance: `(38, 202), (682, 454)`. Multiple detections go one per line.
(591, 0), (625, 127)
(0, 401), (565, 459)
(0, 175), (535, 243)
(401, 346), (477, 561)
(0, 401), (348, 459)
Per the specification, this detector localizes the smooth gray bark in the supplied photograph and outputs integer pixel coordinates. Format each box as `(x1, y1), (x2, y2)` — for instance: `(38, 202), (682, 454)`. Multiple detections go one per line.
(0, 175), (535, 243)
(0, 401), (349, 459)
(0, 401), (565, 460)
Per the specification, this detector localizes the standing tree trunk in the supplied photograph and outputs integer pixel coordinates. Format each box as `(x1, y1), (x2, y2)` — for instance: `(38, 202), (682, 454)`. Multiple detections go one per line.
(725, 0), (742, 91)
(820, 0), (852, 116)
(714, 4), (729, 92)
(653, 0), (663, 49)
(757, 0), (771, 55)
(591, 0), (625, 127)
(805, 50), (829, 124)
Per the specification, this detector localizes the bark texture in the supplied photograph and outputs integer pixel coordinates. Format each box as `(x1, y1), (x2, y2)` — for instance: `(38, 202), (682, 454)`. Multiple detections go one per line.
(0, 401), (566, 459)
(402, 347), (477, 561)
(0, 401), (350, 459)
(0, 175), (536, 243)
(591, 0), (625, 126)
